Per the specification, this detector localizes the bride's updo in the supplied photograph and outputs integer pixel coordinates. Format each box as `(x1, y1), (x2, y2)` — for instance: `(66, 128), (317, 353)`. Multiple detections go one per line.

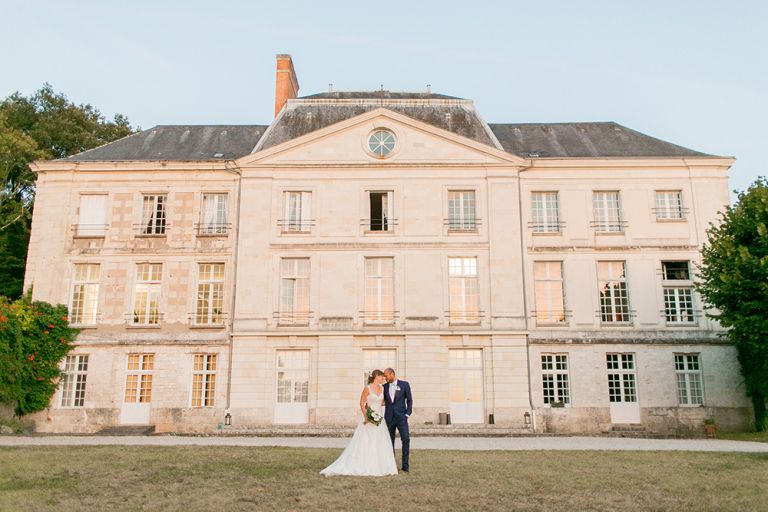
(367, 369), (384, 384)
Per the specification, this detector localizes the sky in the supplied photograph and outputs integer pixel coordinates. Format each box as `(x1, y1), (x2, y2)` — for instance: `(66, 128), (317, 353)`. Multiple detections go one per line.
(1, 0), (765, 194)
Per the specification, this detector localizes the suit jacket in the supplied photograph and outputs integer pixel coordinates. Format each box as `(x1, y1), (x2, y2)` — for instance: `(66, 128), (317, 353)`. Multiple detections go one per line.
(383, 380), (413, 422)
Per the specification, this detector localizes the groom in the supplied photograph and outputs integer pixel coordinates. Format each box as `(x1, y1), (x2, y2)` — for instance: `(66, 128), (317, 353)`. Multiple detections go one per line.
(383, 368), (412, 472)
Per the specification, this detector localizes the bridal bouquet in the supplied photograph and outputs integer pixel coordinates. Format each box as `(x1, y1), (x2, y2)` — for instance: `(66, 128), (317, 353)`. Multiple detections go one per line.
(365, 404), (383, 426)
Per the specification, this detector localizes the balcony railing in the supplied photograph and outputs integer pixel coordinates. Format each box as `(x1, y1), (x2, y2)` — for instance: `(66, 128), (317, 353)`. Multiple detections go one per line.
(124, 311), (165, 326)
(195, 222), (231, 236)
(71, 224), (109, 238)
(273, 310), (313, 326)
(189, 311), (228, 327)
(590, 220), (628, 233)
(444, 218), (482, 233)
(360, 218), (399, 232)
(133, 223), (169, 237)
(277, 219), (315, 233)
(651, 207), (689, 221)
(445, 310), (484, 325)
(359, 310), (399, 325)
(527, 220), (566, 234)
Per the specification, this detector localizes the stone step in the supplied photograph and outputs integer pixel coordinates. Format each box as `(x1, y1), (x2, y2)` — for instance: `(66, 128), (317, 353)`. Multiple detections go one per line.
(215, 424), (533, 437)
(610, 424), (647, 432)
(97, 425), (156, 436)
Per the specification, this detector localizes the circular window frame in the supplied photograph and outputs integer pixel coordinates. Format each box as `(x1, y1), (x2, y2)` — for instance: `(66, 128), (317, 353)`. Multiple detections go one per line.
(366, 128), (397, 159)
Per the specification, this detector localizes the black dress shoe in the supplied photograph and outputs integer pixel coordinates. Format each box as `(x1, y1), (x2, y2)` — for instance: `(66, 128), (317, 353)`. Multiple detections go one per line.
(401, 468), (409, 472)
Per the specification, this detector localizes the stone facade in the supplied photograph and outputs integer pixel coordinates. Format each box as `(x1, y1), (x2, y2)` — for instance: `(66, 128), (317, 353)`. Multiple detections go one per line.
(23, 56), (751, 434)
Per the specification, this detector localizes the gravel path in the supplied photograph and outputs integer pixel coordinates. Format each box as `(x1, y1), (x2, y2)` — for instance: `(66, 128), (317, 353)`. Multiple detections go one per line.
(2, 435), (767, 452)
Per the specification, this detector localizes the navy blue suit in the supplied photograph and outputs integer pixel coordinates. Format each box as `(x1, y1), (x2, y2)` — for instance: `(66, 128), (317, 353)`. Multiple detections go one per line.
(383, 380), (412, 471)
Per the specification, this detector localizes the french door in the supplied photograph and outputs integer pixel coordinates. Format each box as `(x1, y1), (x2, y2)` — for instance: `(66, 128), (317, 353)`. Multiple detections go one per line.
(274, 350), (310, 424)
(449, 349), (484, 424)
(120, 353), (154, 425)
(606, 353), (641, 423)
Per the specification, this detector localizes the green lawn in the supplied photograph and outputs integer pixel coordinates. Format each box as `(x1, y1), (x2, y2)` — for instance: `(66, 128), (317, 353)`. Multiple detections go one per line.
(1, 447), (767, 511)
(717, 431), (768, 443)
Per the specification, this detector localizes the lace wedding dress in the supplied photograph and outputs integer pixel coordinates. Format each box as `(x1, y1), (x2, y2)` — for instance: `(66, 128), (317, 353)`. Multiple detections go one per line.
(320, 385), (398, 476)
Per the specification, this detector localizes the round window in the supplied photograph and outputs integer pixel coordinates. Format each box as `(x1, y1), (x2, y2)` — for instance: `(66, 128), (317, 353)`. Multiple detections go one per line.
(368, 129), (396, 158)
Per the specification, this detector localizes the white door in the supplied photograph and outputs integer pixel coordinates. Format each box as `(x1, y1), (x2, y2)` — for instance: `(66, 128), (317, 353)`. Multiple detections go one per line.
(120, 354), (153, 425)
(449, 349), (484, 424)
(274, 350), (310, 424)
(607, 353), (641, 424)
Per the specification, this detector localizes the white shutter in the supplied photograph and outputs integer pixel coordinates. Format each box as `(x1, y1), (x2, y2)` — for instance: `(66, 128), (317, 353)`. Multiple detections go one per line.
(78, 195), (107, 236)
(300, 192), (312, 229)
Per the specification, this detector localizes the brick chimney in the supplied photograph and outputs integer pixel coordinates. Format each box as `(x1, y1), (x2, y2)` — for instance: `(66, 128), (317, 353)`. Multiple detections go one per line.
(274, 54), (299, 117)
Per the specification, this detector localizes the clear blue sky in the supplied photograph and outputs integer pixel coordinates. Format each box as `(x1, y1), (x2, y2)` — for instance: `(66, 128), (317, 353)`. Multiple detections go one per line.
(1, 0), (765, 194)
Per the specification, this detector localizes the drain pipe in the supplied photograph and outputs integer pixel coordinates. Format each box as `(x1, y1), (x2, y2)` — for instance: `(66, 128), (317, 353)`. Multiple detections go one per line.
(224, 160), (243, 416)
(515, 166), (537, 433)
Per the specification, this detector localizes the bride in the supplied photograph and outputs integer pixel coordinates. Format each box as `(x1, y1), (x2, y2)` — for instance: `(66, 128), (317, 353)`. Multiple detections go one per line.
(320, 369), (398, 476)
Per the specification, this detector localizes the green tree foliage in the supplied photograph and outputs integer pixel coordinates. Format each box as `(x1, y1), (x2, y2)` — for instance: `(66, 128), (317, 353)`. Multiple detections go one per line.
(0, 296), (79, 415)
(697, 178), (768, 431)
(0, 84), (133, 298)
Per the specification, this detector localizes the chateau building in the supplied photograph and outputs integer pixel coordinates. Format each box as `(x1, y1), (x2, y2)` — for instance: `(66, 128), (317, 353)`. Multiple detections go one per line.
(24, 55), (751, 434)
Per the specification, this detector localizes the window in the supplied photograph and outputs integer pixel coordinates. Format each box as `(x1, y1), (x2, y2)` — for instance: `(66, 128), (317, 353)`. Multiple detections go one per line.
(598, 261), (631, 323)
(140, 194), (167, 235)
(368, 129), (396, 157)
(447, 191), (477, 231)
(655, 191), (684, 220)
(531, 192), (560, 233)
(76, 194), (108, 237)
(675, 353), (704, 405)
(192, 354), (217, 407)
(276, 350), (310, 404)
(282, 191), (312, 232)
(364, 258), (394, 324)
(606, 353), (637, 403)
(368, 191), (393, 231)
(593, 191), (623, 232)
(662, 261), (695, 324)
(200, 193), (228, 235)
(448, 257), (480, 323)
(533, 261), (566, 325)
(60, 355), (88, 407)
(70, 263), (100, 326)
(541, 354), (570, 405)
(133, 263), (162, 325)
(363, 349), (396, 384)
(124, 353), (153, 404)
(279, 258), (310, 325)
(195, 263), (224, 325)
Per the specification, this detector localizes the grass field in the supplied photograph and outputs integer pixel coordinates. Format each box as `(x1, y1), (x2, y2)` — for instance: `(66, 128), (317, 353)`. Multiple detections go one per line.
(718, 431), (768, 443)
(1, 446), (767, 511)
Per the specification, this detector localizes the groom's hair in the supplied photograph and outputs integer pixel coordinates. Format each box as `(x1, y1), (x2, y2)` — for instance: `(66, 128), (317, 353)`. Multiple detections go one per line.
(384, 368), (395, 375)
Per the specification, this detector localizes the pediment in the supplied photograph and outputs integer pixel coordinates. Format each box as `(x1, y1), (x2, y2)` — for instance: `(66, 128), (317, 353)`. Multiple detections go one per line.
(236, 108), (526, 167)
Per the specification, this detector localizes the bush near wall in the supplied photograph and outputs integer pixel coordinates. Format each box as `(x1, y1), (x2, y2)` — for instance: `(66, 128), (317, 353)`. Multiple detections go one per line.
(0, 296), (78, 415)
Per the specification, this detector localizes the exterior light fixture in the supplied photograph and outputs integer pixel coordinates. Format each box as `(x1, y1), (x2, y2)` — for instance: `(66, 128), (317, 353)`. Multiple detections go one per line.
(524, 411), (531, 426)
(224, 412), (232, 426)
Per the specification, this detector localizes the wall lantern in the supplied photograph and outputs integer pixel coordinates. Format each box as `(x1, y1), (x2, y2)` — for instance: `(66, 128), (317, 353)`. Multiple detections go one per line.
(224, 412), (232, 426)
(524, 411), (531, 426)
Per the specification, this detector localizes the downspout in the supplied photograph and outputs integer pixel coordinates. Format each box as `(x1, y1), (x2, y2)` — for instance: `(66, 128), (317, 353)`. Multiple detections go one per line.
(224, 160), (243, 414)
(516, 163), (537, 432)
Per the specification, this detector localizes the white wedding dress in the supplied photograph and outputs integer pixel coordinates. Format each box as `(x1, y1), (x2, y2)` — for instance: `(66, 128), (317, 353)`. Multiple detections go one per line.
(320, 385), (398, 476)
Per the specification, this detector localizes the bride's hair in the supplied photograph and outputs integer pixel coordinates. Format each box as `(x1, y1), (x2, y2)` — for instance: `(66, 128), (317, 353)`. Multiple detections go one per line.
(367, 369), (384, 384)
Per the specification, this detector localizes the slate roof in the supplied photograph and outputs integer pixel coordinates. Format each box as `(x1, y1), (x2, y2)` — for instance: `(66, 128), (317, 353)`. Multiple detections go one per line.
(64, 125), (268, 161)
(489, 122), (711, 158)
(299, 91), (462, 100)
(256, 102), (497, 151)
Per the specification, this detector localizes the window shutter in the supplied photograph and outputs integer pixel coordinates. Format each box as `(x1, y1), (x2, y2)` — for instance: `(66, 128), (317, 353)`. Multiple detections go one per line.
(78, 195), (107, 236)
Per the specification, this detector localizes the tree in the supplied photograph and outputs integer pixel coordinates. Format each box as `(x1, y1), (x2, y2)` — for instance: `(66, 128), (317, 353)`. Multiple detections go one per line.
(0, 84), (134, 299)
(0, 295), (79, 415)
(697, 177), (768, 431)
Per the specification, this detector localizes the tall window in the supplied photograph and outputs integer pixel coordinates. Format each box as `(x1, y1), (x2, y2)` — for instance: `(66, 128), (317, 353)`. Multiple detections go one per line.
(541, 354), (570, 405)
(598, 261), (630, 323)
(533, 261), (566, 325)
(655, 191), (684, 220)
(60, 355), (88, 407)
(662, 261), (695, 324)
(77, 194), (108, 237)
(124, 353), (153, 404)
(70, 263), (100, 326)
(368, 191), (393, 231)
(447, 191), (477, 231)
(531, 192), (560, 233)
(675, 353), (704, 405)
(364, 258), (394, 323)
(133, 263), (162, 325)
(363, 349), (396, 384)
(606, 353), (637, 403)
(140, 194), (167, 235)
(200, 193), (228, 235)
(449, 257), (479, 323)
(279, 258), (310, 325)
(196, 263), (225, 325)
(593, 191), (623, 232)
(192, 354), (217, 407)
(283, 191), (312, 232)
